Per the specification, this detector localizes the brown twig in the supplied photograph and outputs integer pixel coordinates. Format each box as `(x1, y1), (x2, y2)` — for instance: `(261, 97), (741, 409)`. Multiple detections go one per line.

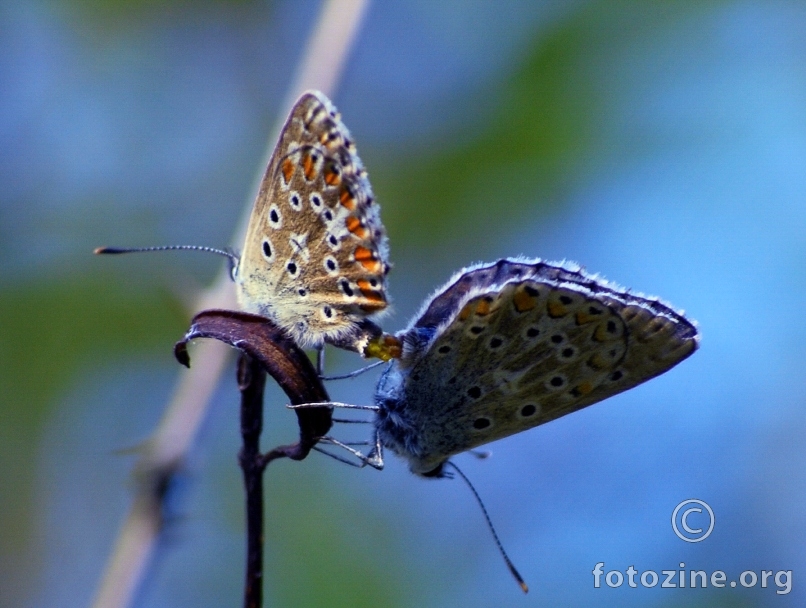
(237, 354), (266, 608)
(175, 310), (333, 608)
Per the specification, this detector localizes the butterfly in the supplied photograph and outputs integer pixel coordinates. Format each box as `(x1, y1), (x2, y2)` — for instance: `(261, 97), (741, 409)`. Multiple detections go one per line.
(319, 258), (699, 476)
(236, 91), (395, 355)
(96, 91), (398, 359)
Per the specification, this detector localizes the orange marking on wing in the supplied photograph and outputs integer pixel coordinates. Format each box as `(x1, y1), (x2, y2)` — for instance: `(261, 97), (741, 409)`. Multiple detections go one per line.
(577, 381), (594, 395)
(339, 187), (356, 209)
(513, 289), (537, 312)
(547, 301), (568, 318)
(361, 259), (382, 273)
(346, 217), (368, 239)
(357, 280), (386, 305)
(302, 153), (317, 181)
(575, 311), (597, 325)
(587, 354), (609, 370)
(354, 247), (381, 272)
(475, 299), (491, 316)
(458, 303), (473, 321)
(593, 321), (621, 342)
(281, 158), (295, 184)
(324, 163), (341, 186)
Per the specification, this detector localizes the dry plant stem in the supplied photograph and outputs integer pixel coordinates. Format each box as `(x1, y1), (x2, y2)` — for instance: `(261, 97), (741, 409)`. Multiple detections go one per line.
(238, 355), (267, 608)
(175, 310), (333, 608)
(90, 2), (370, 607)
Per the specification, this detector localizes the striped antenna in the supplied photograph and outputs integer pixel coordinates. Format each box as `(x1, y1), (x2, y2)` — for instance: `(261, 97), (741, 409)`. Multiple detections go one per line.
(94, 245), (240, 270)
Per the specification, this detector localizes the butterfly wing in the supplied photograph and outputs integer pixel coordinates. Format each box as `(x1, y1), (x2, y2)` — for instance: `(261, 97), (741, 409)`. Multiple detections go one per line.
(375, 258), (699, 475)
(237, 91), (389, 349)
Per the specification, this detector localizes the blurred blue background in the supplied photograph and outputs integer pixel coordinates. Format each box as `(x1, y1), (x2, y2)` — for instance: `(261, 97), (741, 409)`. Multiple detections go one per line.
(2, 1), (805, 606)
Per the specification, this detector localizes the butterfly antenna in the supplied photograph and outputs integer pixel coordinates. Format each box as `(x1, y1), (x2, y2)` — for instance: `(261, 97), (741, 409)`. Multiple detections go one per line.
(321, 360), (386, 381)
(94, 245), (240, 274)
(446, 461), (528, 593)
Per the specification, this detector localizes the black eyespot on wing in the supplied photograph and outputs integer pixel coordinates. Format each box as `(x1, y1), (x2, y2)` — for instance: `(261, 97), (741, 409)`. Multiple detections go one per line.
(589, 306), (603, 315)
(472, 417), (491, 430)
(329, 234), (338, 246)
(526, 327), (540, 338)
(607, 320), (617, 333)
(262, 241), (272, 258)
(520, 404), (537, 417)
(298, 288), (306, 296)
(551, 334), (564, 344)
(324, 210), (333, 221)
(340, 279), (354, 296)
(287, 262), (298, 275)
(270, 209), (279, 223)
(610, 370), (623, 381)
(489, 337), (503, 349)
(524, 285), (539, 296)
(470, 326), (485, 335)
(323, 306), (333, 318)
(438, 345), (451, 354)
(559, 295), (573, 305)
(550, 376), (564, 387)
(312, 195), (322, 207)
(467, 386), (482, 399)
(561, 347), (575, 358)
(326, 259), (337, 271)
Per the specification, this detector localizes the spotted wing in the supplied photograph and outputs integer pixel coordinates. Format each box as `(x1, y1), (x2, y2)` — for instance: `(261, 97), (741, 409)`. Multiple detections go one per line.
(236, 91), (389, 348)
(377, 258), (698, 474)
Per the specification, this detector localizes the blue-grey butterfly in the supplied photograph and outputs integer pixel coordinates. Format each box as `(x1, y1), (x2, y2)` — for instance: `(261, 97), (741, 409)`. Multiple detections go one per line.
(319, 257), (699, 476)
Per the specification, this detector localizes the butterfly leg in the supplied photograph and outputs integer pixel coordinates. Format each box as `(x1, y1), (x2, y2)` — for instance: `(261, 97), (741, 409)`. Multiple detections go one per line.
(317, 436), (383, 470)
(364, 430), (385, 470)
(287, 401), (379, 411)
